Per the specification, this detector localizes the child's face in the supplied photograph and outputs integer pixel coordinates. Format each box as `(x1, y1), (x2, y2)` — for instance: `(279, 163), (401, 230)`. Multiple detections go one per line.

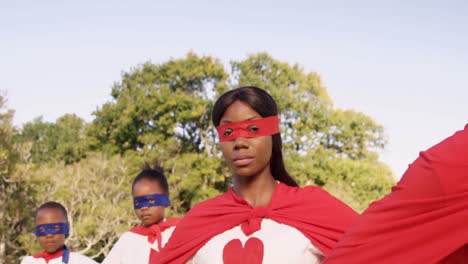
(133, 178), (166, 226)
(35, 208), (67, 253)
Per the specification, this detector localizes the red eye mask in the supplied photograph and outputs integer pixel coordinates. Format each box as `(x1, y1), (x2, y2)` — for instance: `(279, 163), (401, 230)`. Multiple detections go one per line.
(216, 116), (280, 142)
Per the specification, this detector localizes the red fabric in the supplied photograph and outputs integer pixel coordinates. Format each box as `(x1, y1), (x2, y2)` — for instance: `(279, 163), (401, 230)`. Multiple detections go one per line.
(149, 248), (160, 264)
(130, 218), (179, 250)
(325, 125), (468, 264)
(130, 218), (179, 264)
(216, 116), (280, 142)
(155, 183), (358, 264)
(222, 237), (264, 264)
(33, 249), (63, 263)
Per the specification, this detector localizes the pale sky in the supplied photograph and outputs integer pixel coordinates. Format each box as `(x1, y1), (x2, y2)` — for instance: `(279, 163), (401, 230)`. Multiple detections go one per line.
(1, 0), (467, 179)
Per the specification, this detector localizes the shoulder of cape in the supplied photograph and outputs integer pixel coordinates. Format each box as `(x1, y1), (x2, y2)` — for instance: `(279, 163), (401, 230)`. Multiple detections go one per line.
(187, 190), (233, 212)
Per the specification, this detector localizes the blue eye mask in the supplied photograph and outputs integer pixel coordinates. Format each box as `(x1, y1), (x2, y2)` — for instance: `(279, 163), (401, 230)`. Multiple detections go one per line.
(35, 223), (69, 237)
(133, 194), (170, 209)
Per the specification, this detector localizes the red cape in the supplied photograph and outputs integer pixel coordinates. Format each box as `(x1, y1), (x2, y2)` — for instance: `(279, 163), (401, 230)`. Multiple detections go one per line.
(325, 125), (468, 263)
(130, 217), (180, 249)
(155, 183), (358, 264)
(130, 218), (179, 263)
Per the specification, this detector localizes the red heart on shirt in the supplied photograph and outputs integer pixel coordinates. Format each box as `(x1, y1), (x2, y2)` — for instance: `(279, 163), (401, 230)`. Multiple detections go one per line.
(223, 237), (264, 264)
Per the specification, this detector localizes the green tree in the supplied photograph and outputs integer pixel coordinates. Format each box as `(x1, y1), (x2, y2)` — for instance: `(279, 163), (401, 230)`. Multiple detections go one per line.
(164, 152), (226, 214)
(89, 52), (228, 157)
(14, 117), (54, 163)
(14, 114), (88, 164)
(0, 93), (37, 264)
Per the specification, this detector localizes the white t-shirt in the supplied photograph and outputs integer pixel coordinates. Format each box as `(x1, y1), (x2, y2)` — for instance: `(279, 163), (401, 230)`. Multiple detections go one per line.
(191, 219), (324, 264)
(20, 252), (98, 264)
(102, 226), (176, 264)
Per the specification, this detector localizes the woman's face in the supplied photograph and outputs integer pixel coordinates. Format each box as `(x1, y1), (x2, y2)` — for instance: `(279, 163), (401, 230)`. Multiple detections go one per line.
(219, 100), (273, 178)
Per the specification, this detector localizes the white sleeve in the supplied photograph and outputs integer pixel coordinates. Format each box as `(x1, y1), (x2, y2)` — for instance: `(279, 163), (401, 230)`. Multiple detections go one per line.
(308, 242), (325, 263)
(101, 233), (129, 264)
(19, 256), (35, 264)
(71, 252), (99, 264)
